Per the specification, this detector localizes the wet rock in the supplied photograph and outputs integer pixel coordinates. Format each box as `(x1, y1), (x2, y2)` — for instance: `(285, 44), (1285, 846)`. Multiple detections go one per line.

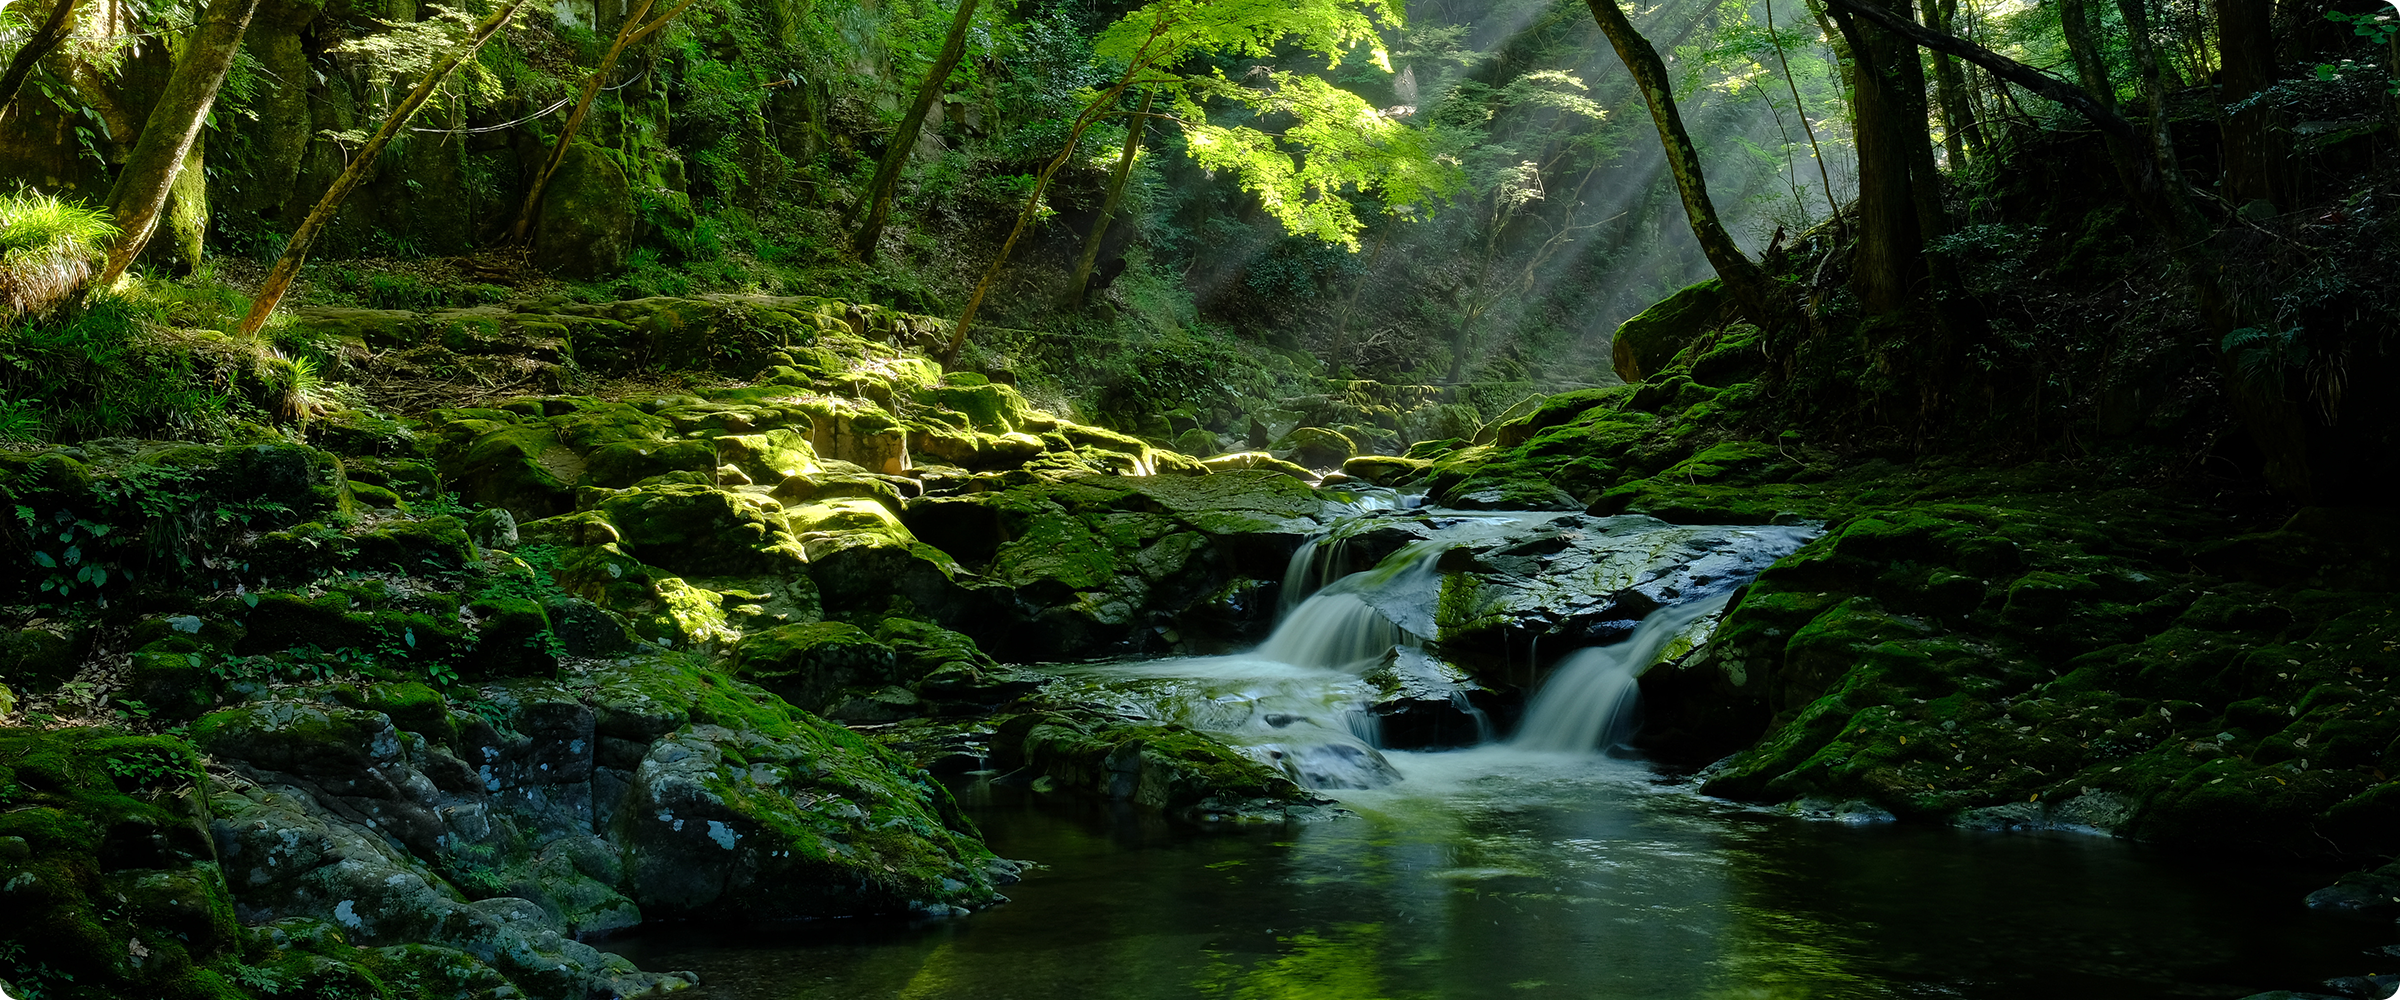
(1365, 647), (1498, 749)
(2306, 861), (2400, 916)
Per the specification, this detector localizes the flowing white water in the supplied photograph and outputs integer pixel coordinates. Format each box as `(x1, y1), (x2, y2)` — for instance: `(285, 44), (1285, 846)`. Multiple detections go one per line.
(1511, 592), (1735, 752)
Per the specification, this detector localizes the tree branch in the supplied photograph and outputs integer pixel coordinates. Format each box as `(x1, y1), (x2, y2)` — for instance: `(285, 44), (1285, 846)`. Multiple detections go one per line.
(1815, 0), (2137, 144)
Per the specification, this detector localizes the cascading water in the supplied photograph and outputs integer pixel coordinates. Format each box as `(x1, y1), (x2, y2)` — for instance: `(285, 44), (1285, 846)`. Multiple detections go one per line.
(1511, 592), (1734, 752)
(1065, 503), (1812, 789)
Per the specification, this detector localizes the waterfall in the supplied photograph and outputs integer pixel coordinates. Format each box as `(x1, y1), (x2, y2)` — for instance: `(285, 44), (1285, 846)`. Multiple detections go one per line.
(1256, 592), (1403, 670)
(1259, 538), (1452, 671)
(1512, 593), (1735, 752)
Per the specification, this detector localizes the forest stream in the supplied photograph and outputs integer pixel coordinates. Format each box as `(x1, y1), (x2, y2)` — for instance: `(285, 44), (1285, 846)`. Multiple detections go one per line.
(604, 504), (2384, 1000)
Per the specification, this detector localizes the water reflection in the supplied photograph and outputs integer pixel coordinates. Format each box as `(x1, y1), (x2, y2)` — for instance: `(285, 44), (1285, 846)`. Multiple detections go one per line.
(607, 748), (2374, 1000)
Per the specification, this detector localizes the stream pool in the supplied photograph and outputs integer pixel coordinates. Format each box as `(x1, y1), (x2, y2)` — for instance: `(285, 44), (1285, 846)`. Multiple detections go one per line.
(607, 747), (2380, 1000)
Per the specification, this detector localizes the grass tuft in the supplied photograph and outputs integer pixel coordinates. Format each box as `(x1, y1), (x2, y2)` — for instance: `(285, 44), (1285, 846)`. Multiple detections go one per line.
(0, 189), (118, 318)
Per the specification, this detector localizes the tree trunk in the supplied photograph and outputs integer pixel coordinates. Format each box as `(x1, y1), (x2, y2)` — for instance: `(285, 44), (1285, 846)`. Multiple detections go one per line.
(2216, 0), (2284, 205)
(238, 0), (532, 336)
(851, 0), (982, 261)
(1919, 0), (1979, 161)
(1582, 0), (1787, 328)
(1828, 9), (1924, 313)
(508, 0), (698, 246)
(2056, 0), (2115, 111)
(0, 0), (79, 120)
(2114, 0), (2180, 181)
(1062, 88), (1153, 307)
(95, 0), (260, 285)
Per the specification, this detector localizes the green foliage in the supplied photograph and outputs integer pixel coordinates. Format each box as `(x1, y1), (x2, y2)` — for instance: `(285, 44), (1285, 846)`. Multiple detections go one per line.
(0, 189), (117, 318)
(2220, 325), (2311, 387)
(7, 458), (294, 610)
(1180, 72), (1463, 249)
(2316, 10), (2400, 95)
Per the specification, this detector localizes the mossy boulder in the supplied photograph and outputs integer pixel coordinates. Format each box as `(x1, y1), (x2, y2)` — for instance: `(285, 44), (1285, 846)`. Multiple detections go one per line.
(594, 659), (1004, 919)
(596, 483), (809, 577)
(533, 143), (634, 279)
(730, 622), (898, 712)
(1271, 426), (1357, 470)
(0, 729), (255, 1000)
(1200, 451), (1315, 480)
(1611, 277), (1730, 383)
(1341, 454), (1430, 486)
(991, 711), (1335, 822)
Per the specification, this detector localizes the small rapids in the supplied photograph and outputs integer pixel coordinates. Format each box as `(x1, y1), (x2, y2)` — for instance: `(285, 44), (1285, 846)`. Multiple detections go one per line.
(1064, 500), (1813, 792)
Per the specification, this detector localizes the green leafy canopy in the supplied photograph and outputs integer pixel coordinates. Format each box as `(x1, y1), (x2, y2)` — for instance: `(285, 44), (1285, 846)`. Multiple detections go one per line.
(1078, 0), (1462, 250)
(1180, 72), (1464, 248)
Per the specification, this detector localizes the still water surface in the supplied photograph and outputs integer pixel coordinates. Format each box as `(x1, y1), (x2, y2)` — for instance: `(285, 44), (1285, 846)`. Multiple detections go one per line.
(608, 747), (2379, 999)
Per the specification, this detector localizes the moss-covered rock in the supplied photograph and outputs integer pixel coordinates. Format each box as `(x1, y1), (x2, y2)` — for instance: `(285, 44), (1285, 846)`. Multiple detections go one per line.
(1611, 278), (1730, 383)
(991, 711), (1336, 822)
(1271, 426), (1357, 470)
(532, 143), (633, 279)
(730, 621), (897, 712)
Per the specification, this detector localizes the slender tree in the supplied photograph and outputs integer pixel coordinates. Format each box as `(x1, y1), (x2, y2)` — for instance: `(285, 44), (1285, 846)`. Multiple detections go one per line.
(1060, 88), (1154, 307)
(1762, 0), (1843, 235)
(506, 0), (701, 246)
(238, 0), (534, 336)
(2055, 0), (2114, 112)
(94, 0), (261, 286)
(0, 0), (78, 120)
(850, 0), (982, 261)
(1918, 0), (1979, 162)
(1581, 0), (1786, 327)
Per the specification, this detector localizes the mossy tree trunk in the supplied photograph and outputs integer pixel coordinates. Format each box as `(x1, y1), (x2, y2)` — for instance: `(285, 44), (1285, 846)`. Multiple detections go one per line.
(1581, 0), (1787, 329)
(0, 0), (78, 120)
(95, 0), (260, 286)
(1060, 88), (1153, 307)
(507, 0), (699, 247)
(851, 0), (982, 262)
(238, 0), (533, 337)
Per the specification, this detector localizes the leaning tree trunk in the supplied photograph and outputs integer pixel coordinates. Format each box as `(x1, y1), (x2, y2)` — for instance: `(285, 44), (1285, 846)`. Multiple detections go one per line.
(94, 0), (261, 286)
(238, 0), (532, 336)
(851, 0), (982, 261)
(1582, 0), (1787, 328)
(0, 0), (79, 120)
(507, 0), (698, 246)
(1061, 88), (1154, 307)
